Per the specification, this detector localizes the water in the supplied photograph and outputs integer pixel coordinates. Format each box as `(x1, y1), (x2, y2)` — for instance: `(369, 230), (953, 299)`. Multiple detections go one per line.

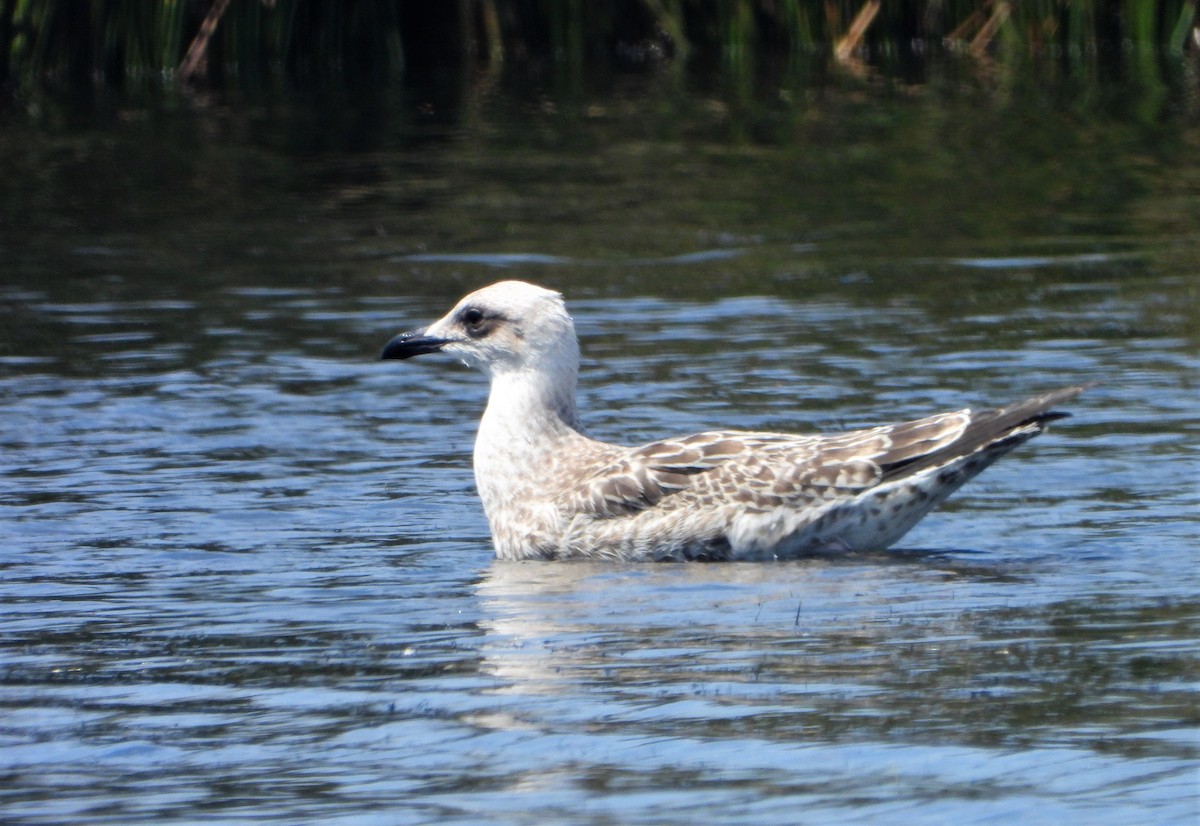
(1, 69), (1198, 823)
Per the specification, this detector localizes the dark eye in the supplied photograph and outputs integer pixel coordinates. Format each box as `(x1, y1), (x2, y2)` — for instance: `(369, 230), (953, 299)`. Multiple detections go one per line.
(460, 306), (497, 338)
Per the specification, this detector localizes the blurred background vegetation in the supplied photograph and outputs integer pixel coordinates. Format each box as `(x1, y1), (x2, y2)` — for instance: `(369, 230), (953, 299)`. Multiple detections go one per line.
(0, 0), (1196, 92)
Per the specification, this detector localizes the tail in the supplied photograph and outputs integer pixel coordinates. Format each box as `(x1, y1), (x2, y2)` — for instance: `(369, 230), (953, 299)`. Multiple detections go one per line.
(880, 384), (1092, 483)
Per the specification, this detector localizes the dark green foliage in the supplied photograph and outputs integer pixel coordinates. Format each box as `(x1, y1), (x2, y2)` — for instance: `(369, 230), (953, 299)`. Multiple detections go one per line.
(0, 0), (1194, 90)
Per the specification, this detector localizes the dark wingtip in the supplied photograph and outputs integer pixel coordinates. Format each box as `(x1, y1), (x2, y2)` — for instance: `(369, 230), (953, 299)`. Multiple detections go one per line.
(878, 383), (1093, 482)
(1045, 381), (1099, 421)
(1038, 410), (1073, 425)
(380, 331), (452, 360)
(1018, 382), (1097, 425)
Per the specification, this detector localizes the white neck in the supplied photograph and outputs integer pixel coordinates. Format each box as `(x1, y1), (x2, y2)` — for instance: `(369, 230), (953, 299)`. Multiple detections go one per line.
(472, 365), (587, 544)
(477, 366), (582, 447)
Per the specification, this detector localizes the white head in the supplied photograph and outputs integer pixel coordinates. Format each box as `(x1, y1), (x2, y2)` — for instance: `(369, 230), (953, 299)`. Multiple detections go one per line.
(381, 280), (580, 381)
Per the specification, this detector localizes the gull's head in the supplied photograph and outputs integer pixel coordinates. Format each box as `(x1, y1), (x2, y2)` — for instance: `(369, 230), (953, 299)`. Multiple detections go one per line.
(380, 280), (578, 378)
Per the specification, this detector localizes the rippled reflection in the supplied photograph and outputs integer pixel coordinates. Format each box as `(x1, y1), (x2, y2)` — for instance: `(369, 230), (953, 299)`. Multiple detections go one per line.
(1, 77), (1197, 823)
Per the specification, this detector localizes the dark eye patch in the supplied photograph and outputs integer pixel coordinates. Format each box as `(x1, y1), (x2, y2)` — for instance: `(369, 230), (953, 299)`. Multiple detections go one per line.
(458, 305), (502, 338)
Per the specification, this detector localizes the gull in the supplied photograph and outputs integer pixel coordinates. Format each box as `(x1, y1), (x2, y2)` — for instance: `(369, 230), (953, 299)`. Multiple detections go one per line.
(381, 280), (1087, 561)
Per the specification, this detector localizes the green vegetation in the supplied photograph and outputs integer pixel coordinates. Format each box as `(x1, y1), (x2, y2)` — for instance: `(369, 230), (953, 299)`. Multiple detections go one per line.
(0, 0), (1195, 90)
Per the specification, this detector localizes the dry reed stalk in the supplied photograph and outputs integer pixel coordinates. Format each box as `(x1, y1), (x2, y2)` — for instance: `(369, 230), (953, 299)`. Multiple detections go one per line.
(970, 0), (1011, 56)
(178, 0), (234, 83)
(834, 0), (881, 64)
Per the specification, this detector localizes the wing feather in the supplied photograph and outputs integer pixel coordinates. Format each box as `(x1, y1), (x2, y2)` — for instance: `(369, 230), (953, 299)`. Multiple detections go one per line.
(560, 386), (1087, 520)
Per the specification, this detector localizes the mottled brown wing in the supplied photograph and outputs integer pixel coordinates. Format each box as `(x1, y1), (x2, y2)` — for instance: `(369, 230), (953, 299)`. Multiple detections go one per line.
(811, 409), (973, 472)
(564, 408), (975, 517)
(562, 386), (1085, 519)
(719, 411), (972, 507)
(562, 419), (921, 517)
(563, 431), (759, 517)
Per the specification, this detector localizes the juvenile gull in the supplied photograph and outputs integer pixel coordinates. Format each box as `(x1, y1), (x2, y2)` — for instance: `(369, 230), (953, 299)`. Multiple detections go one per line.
(381, 280), (1086, 562)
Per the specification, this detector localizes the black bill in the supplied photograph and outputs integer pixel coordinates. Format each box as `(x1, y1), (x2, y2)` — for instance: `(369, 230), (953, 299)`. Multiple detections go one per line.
(380, 330), (453, 360)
